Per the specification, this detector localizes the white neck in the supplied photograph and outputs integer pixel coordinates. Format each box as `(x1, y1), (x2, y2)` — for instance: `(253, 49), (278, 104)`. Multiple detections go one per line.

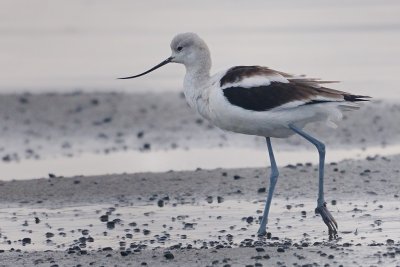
(183, 51), (211, 104)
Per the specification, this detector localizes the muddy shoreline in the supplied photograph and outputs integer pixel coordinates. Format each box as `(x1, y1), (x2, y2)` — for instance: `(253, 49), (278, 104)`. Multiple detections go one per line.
(1, 92), (399, 163)
(0, 155), (399, 266)
(0, 154), (399, 207)
(0, 93), (399, 266)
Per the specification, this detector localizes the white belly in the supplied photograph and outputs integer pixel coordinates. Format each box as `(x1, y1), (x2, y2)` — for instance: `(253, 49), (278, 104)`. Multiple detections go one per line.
(205, 87), (333, 138)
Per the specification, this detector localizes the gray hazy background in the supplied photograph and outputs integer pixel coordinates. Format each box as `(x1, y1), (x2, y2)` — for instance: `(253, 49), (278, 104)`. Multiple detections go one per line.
(1, 0), (399, 99)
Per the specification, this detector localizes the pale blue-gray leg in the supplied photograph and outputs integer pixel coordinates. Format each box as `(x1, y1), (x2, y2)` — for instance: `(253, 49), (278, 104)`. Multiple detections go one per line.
(257, 137), (279, 236)
(289, 124), (338, 240)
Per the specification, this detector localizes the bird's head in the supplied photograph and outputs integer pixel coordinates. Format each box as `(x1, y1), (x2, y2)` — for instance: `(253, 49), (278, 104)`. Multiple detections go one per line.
(118, 32), (211, 80)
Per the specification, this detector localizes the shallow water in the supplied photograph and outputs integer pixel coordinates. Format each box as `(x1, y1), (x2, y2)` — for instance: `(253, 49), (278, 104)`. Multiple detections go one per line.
(1, 144), (399, 181)
(0, 198), (398, 251)
(1, 0), (400, 99)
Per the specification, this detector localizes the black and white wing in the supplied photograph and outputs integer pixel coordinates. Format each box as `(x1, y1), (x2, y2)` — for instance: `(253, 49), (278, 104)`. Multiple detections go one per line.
(220, 66), (369, 112)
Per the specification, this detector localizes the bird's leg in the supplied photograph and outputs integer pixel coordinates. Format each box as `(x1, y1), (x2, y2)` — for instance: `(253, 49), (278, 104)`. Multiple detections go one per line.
(257, 137), (279, 236)
(289, 124), (338, 240)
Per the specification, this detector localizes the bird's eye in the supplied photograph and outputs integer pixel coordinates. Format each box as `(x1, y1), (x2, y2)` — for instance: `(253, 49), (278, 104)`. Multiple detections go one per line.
(177, 46), (183, 52)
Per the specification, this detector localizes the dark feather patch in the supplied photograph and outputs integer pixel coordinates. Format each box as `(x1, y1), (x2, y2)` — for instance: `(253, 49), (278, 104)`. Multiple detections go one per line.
(343, 94), (371, 102)
(223, 82), (312, 111)
(223, 82), (370, 111)
(220, 66), (277, 87)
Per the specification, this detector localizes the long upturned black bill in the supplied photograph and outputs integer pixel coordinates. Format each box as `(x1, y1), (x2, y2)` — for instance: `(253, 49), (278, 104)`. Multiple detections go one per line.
(118, 57), (173, 79)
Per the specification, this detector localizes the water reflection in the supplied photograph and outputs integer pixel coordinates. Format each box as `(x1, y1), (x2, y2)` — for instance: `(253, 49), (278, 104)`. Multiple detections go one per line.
(1, 144), (399, 181)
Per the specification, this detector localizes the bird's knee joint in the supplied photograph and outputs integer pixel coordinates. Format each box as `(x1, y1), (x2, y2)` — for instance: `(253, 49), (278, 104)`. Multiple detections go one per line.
(271, 171), (279, 180)
(317, 143), (325, 154)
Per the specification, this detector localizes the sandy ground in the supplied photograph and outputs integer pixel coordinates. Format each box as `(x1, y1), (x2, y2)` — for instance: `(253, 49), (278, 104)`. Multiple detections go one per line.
(0, 93), (399, 266)
(1, 92), (399, 162)
(0, 155), (399, 266)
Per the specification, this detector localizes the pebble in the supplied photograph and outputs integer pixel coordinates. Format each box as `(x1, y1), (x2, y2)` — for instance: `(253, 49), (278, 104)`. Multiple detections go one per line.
(246, 217), (254, 224)
(157, 199), (164, 207)
(45, 232), (54, 238)
(164, 251), (174, 260)
(120, 251), (130, 256)
(22, 238), (31, 244)
(106, 221), (115, 229)
(257, 188), (266, 193)
(143, 229), (151, 235)
(143, 143), (151, 150)
(100, 215), (108, 222)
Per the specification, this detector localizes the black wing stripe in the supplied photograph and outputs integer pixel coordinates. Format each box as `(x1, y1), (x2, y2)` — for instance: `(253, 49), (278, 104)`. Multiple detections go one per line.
(223, 82), (313, 111)
(223, 82), (370, 112)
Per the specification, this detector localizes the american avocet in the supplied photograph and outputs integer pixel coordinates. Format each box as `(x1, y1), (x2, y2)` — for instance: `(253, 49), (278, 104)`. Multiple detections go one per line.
(119, 32), (370, 239)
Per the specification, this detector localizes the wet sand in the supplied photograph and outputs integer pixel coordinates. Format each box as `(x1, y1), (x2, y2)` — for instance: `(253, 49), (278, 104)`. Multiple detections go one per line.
(0, 93), (399, 266)
(0, 155), (399, 266)
(1, 92), (399, 162)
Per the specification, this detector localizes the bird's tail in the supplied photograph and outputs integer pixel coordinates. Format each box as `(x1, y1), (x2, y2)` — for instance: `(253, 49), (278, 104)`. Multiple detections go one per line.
(343, 94), (371, 102)
(326, 94), (370, 128)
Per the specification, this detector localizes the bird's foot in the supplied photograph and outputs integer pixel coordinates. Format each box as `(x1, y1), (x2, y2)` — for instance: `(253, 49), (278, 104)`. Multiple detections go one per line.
(315, 202), (338, 240)
(257, 227), (267, 237)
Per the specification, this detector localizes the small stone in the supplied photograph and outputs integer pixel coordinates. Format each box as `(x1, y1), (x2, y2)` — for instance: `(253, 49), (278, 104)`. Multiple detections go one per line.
(137, 131), (144, 138)
(120, 251), (130, 256)
(246, 217), (254, 224)
(277, 247), (285, 252)
(157, 199), (164, 207)
(100, 215), (109, 222)
(106, 221), (115, 229)
(387, 239), (395, 245)
(164, 251), (174, 260)
(143, 143), (151, 150)
(233, 175), (241, 180)
(258, 187), (266, 193)
(19, 96), (29, 104)
(45, 232), (54, 238)
(22, 238), (31, 244)
(143, 229), (150, 235)
(255, 247), (265, 252)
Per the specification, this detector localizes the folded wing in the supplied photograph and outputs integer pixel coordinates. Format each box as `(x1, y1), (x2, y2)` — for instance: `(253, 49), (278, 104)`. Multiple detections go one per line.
(220, 66), (370, 112)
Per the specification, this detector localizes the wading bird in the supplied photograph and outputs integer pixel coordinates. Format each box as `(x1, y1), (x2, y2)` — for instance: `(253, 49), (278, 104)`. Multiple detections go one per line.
(119, 32), (369, 239)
